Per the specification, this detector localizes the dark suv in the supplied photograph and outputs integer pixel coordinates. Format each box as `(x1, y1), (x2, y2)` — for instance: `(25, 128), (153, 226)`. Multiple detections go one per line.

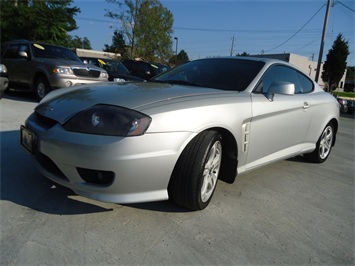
(1, 40), (108, 99)
(122, 60), (170, 80)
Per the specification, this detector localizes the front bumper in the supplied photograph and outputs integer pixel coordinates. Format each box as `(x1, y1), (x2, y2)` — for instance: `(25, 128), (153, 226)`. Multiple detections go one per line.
(0, 76), (9, 92)
(48, 74), (108, 90)
(24, 113), (194, 204)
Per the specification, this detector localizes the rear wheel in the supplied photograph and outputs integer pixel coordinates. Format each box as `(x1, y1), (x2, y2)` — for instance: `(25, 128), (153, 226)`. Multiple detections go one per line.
(168, 130), (222, 210)
(34, 77), (50, 100)
(304, 122), (334, 163)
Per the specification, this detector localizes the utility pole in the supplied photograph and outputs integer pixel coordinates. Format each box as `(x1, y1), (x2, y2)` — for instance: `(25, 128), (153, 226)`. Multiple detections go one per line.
(315, 0), (332, 82)
(230, 36), (235, 56)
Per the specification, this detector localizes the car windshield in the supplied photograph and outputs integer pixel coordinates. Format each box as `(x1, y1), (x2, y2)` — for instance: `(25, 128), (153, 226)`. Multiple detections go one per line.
(32, 43), (82, 62)
(101, 59), (130, 74)
(152, 58), (264, 91)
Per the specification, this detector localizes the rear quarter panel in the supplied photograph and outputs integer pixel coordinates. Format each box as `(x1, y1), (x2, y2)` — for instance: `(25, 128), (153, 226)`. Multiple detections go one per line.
(305, 92), (339, 143)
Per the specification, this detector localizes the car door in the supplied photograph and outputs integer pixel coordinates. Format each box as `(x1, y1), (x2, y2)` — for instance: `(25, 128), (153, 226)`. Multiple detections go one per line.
(246, 64), (313, 170)
(2, 43), (33, 87)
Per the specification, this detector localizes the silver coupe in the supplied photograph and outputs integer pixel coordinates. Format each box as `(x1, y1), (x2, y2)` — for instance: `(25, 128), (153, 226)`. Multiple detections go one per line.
(21, 57), (339, 210)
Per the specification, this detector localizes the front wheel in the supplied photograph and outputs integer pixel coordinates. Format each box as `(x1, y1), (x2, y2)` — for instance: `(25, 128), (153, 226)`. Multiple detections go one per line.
(34, 77), (51, 100)
(168, 130), (223, 210)
(304, 122), (334, 163)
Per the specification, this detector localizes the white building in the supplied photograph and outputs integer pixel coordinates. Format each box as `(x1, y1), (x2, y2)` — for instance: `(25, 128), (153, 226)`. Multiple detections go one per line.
(75, 48), (121, 59)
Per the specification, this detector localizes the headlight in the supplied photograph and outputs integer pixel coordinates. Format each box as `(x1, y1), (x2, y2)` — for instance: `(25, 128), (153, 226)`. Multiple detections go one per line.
(100, 72), (109, 79)
(114, 78), (126, 82)
(0, 64), (7, 73)
(63, 105), (152, 136)
(53, 67), (73, 75)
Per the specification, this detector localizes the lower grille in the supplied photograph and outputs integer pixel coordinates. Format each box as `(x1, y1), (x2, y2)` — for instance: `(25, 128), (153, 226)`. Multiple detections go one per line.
(35, 151), (69, 182)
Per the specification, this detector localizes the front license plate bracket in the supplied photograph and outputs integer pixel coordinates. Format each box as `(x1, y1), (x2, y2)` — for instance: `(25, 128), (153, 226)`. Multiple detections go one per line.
(21, 125), (35, 154)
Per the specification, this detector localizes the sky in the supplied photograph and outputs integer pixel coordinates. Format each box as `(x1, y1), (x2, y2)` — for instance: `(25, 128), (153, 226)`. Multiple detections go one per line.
(70, 0), (355, 66)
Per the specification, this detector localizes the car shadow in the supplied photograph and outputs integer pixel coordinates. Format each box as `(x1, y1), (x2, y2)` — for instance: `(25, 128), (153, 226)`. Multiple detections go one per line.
(0, 130), (114, 215)
(123, 201), (191, 213)
(3, 90), (38, 103)
(286, 155), (314, 163)
(340, 112), (355, 119)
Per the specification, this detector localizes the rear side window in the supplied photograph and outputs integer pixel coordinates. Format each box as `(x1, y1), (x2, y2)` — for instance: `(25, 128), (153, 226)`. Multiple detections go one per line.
(2, 45), (19, 59)
(297, 72), (314, 93)
(2, 44), (30, 59)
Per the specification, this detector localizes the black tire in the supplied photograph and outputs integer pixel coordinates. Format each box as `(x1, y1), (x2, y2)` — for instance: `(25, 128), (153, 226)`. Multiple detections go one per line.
(34, 77), (51, 100)
(304, 122), (334, 163)
(168, 130), (223, 210)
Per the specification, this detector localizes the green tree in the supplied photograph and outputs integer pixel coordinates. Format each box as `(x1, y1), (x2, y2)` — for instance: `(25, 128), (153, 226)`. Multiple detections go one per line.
(135, 0), (173, 61)
(169, 49), (189, 66)
(321, 33), (349, 91)
(104, 30), (128, 59)
(0, 0), (80, 46)
(106, 0), (174, 61)
(67, 36), (92, 49)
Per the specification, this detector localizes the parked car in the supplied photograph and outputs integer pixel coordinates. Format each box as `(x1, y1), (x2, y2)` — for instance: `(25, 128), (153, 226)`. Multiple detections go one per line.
(1, 40), (108, 99)
(122, 60), (169, 80)
(347, 99), (354, 114)
(155, 63), (171, 74)
(344, 81), (355, 92)
(80, 57), (143, 82)
(337, 98), (348, 113)
(21, 57), (339, 210)
(0, 63), (9, 99)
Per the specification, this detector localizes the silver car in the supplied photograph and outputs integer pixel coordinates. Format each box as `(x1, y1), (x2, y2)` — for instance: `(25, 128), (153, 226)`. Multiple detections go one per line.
(21, 57), (339, 210)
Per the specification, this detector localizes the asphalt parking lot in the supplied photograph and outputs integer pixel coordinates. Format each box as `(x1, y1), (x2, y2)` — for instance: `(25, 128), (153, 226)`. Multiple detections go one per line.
(1, 93), (354, 265)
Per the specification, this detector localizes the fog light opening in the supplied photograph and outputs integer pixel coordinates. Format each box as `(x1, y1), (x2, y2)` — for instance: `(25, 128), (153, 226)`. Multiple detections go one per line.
(77, 168), (115, 186)
(65, 81), (73, 87)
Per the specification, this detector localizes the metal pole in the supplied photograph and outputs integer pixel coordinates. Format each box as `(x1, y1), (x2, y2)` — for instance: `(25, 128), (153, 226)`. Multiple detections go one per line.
(315, 0), (332, 83)
(174, 37), (178, 64)
(230, 36), (235, 56)
(174, 37), (178, 56)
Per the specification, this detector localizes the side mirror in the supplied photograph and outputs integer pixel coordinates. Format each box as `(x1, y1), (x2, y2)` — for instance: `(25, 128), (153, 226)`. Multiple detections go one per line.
(266, 81), (295, 101)
(18, 51), (29, 59)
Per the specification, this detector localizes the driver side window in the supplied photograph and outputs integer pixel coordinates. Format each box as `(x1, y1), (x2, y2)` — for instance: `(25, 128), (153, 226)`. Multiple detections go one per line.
(255, 65), (302, 94)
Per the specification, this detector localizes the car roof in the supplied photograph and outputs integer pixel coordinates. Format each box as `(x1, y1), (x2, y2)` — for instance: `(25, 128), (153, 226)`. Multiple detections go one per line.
(195, 56), (285, 64)
(195, 56), (300, 72)
(7, 39), (68, 49)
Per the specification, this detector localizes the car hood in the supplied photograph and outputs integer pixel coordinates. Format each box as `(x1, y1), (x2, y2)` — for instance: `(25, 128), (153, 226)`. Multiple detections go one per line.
(35, 58), (103, 71)
(35, 82), (236, 124)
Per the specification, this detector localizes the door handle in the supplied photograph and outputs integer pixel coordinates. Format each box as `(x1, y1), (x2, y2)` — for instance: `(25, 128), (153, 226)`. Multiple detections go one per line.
(303, 102), (310, 109)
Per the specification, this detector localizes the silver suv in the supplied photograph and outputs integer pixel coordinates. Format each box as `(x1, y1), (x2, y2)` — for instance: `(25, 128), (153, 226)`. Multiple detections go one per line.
(1, 40), (108, 99)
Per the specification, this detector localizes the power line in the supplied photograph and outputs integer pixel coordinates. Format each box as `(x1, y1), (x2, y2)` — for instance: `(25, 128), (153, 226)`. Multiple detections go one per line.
(264, 3), (326, 53)
(335, 0), (355, 12)
(76, 16), (116, 24)
(76, 16), (326, 35)
(173, 27), (319, 34)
